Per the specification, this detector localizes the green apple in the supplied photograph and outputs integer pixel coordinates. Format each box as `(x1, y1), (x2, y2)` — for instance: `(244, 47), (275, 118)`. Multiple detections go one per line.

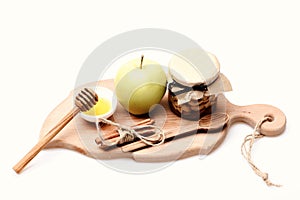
(115, 56), (167, 115)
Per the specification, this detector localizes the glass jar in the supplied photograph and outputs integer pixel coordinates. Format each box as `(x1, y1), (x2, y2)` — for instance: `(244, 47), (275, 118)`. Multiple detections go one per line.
(167, 51), (231, 120)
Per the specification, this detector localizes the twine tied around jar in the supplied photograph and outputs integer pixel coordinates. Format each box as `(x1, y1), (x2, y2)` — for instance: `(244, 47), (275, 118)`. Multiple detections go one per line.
(241, 116), (282, 187)
(168, 79), (208, 106)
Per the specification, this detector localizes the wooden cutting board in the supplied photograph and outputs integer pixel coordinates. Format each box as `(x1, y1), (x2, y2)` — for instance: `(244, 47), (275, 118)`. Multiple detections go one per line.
(39, 79), (286, 162)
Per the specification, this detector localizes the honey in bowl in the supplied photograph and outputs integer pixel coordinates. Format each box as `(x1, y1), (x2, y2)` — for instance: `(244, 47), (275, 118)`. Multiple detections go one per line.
(84, 98), (111, 116)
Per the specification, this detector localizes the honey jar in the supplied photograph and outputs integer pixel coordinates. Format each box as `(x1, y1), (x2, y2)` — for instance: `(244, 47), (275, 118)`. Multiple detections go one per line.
(167, 50), (232, 120)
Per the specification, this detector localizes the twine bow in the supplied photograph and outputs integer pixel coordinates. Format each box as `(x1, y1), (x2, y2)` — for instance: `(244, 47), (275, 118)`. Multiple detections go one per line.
(168, 80), (207, 105)
(96, 117), (165, 147)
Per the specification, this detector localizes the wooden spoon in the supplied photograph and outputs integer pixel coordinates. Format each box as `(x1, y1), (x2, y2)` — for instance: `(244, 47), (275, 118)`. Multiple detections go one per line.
(121, 113), (229, 152)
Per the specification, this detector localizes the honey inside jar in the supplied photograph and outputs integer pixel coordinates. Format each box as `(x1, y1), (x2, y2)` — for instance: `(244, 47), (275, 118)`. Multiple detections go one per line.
(84, 98), (111, 116)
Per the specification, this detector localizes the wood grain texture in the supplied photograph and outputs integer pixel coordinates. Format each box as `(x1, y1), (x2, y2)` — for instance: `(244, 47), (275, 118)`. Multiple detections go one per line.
(38, 79), (286, 162)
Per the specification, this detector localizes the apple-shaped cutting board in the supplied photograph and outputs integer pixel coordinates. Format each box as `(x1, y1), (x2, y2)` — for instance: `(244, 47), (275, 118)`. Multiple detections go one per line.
(39, 79), (286, 162)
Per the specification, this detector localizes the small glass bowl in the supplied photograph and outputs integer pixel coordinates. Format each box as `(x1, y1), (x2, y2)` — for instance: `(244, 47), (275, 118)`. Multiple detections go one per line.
(80, 87), (117, 123)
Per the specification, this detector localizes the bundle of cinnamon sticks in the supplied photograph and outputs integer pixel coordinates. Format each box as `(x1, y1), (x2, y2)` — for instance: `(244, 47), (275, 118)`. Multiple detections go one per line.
(96, 113), (229, 153)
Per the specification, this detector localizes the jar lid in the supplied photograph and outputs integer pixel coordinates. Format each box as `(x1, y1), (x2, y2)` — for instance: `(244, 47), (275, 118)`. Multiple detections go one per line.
(168, 50), (220, 87)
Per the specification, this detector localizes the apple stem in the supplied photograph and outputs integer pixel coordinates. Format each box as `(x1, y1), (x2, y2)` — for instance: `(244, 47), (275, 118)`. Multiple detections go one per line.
(140, 55), (144, 69)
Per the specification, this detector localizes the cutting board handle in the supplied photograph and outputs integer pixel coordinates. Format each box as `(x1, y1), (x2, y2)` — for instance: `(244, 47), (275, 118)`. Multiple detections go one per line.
(228, 103), (286, 137)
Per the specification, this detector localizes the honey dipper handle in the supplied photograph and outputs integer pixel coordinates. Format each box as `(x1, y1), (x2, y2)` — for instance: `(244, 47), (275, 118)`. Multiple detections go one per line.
(13, 107), (80, 174)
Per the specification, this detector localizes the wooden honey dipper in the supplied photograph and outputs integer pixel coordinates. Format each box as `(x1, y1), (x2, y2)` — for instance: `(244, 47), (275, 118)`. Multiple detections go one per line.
(13, 88), (98, 174)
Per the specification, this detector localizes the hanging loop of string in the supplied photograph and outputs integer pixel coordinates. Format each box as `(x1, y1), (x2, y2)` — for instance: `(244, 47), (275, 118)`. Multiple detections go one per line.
(241, 116), (282, 187)
(96, 117), (165, 147)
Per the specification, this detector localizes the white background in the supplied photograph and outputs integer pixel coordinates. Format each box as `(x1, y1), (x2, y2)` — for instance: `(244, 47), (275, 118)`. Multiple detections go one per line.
(1, 0), (299, 199)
